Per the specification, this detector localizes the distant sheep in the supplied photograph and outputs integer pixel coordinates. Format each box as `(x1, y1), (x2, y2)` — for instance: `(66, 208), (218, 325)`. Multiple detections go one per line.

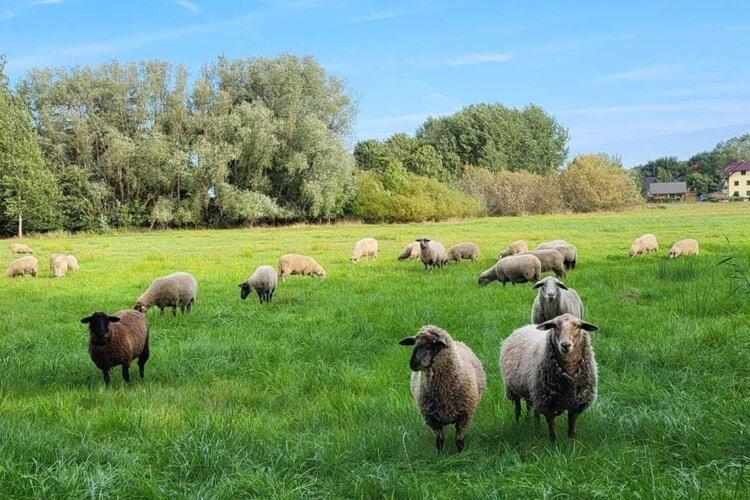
(500, 314), (599, 441)
(629, 234), (658, 257)
(448, 242), (479, 262)
(10, 243), (33, 254)
(398, 241), (420, 260)
(81, 310), (149, 386)
(240, 265), (278, 303)
(521, 249), (566, 278)
(531, 277), (584, 324)
(278, 254), (326, 279)
(416, 238), (448, 269)
(498, 240), (528, 258)
(66, 255), (80, 271)
(668, 239), (699, 259)
(478, 254), (541, 286)
(351, 238), (379, 262)
(400, 325), (486, 452)
(534, 239), (567, 251)
(6, 256), (38, 277)
(50, 254), (69, 277)
(134, 272), (198, 315)
(551, 243), (578, 270)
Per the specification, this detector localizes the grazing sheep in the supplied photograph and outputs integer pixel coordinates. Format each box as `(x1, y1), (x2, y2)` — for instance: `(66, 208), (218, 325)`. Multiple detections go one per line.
(479, 254), (541, 286)
(629, 234), (658, 257)
(240, 265), (278, 303)
(498, 240), (528, 259)
(551, 243), (578, 270)
(448, 242), (479, 262)
(278, 253), (326, 279)
(66, 255), (80, 271)
(398, 241), (420, 260)
(351, 238), (379, 262)
(6, 256), (38, 277)
(500, 314), (599, 441)
(534, 239), (567, 251)
(50, 254), (69, 277)
(668, 239), (699, 259)
(416, 238), (449, 269)
(531, 277), (584, 324)
(521, 249), (566, 278)
(10, 243), (33, 254)
(134, 272), (197, 316)
(399, 325), (486, 452)
(81, 310), (149, 386)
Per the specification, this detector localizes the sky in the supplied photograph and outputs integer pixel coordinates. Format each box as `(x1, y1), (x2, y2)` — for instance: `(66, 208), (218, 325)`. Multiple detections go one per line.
(1, 0), (749, 166)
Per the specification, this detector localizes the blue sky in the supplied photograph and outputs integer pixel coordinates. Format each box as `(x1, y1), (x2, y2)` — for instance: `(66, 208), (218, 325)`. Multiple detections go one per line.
(1, 0), (749, 166)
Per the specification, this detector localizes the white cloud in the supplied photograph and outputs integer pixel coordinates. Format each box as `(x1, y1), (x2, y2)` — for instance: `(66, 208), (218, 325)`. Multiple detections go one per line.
(0, 10), (14, 20)
(443, 52), (511, 67)
(33, 0), (65, 5)
(347, 9), (409, 23)
(592, 65), (680, 82)
(170, 0), (199, 13)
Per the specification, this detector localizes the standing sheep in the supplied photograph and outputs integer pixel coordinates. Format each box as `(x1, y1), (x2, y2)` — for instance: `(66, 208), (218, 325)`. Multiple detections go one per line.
(398, 241), (420, 260)
(447, 242), (479, 262)
(6, 256), (38, 277)
(416, 238), (448, 269)
(351, 238), (379, 262)
(629, 234), (658, 257)
(10, 243), (33, 254)
(500, 314), (599, 441)
(668, 239), (699, 259)
(521, 249), (566, 278)
(81, 310), (149, 386)
(50, 254), (69, 277)
(551, 243), (578, 270)
(534, 239), (567, 251)
(399, 325), (486, 452)
(478, 254), (541, 286)
(240, 265), (278, 303)
(498, 240), (528, 258)
(278, 254), (326, 279)
(66, 255), (80, 271)
(134, 272), (198, 316)
(531, 277), (584, 324)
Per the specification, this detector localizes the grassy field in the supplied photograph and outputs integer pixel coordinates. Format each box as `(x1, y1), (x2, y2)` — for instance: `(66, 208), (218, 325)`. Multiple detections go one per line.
(1, 204), (749, 498)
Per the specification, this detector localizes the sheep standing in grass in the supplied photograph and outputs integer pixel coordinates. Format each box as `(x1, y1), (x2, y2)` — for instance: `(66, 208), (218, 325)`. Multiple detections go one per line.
(629, 234), (658, 257)
(531, 277), (584, 324)
(240, 265), (278, 303)
(535, 240), (567, 251)
(521, 249), (566, 278)
(81, 310), (149, 386)
(66, 255), (80, 271)
(278, 254), (326, 279)
(134, 272), (197, 316)
(10, 243), (33, 254)
(416, 238), (448, 269)
(500, 314), (599, 441)
(398, 241), (420, 260)
(498, 240), (528, 258)
(50, 254), (69, 277)
(399, 325), (486, 452)
(351, 238), (379, 262)
(668, 239), (699, 259)
(551, 243), (578, 270)
(448, 242), (479, 262)
(6, 256), (38, 277)
(478, 254), (541, 286)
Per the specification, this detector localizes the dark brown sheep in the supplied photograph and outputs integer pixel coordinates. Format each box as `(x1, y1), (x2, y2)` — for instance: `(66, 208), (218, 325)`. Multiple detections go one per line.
(81, 310), (149, 386)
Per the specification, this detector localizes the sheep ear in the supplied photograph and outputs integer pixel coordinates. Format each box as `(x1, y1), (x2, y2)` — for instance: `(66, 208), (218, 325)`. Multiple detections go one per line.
(107, 316), (120, 323)
(533, 281), (544, 289)
(399, 337), (416, 346)
(238, 284), (244, 288)
(580, 321), (598, 332)
(80, 316), (92, 324)
(537, 320), (556, 331)
(557, 281), (568, 290)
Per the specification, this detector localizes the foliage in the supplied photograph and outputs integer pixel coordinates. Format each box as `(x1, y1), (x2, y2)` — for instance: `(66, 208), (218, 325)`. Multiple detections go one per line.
(559, 154), (643, 212)
(354, 134), (451, 181)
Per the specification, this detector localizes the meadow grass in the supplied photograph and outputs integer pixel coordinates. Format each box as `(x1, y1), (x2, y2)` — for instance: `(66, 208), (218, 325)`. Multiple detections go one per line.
(1, 204), (749, 498)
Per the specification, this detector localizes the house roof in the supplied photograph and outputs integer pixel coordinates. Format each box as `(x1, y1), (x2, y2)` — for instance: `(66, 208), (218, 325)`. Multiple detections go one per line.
(648, 182), (687, 195)
(723, 161), (750, 177)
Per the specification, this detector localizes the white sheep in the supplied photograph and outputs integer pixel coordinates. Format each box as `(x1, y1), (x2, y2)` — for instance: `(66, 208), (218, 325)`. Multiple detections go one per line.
(551, 243), (577, 270)
(398, 241), (420, 260)
(351, 238), (379, 262)
(240, 265), (278, 303)
(6, 256), (38, 277)
(416, 238), (448, 269)
(531, 277), (584, 324)
(629, 234), (658, 257)
(498, 240), (528, 258)
(10, 243), (33, 254)
(134, 272), (198, 316)
(447, 242), (479, 262)
(478, 254), (541, 286)
(534, 239), (567, 251)
(278, 254), (326, 279)
(50, 254), (69, 277)
(668, 239), (699, 259)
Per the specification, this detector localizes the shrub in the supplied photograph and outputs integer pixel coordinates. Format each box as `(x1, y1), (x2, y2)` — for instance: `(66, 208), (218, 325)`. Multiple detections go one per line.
(559, 154), (643, 212)
(150, 198), (174, 229)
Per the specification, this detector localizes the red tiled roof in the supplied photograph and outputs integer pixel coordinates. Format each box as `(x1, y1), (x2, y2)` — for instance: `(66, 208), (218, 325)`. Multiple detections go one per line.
(723, 161), (750, 177)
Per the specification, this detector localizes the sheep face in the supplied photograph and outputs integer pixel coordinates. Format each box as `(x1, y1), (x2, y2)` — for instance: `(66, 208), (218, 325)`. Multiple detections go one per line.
(399, 326), (449, 371)
(533, 277), (568, 302)
(81, 312), (121, 346)
(668, 249), (677, 259)
(239, 283), (252, 300)
(416, 238), (431, 251)
(537, 314), (598, 356)
(133, 301), (148, 313)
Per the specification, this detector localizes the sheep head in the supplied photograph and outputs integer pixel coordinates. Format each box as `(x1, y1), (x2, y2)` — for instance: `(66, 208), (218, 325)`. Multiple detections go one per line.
(399, 325), (452, 371)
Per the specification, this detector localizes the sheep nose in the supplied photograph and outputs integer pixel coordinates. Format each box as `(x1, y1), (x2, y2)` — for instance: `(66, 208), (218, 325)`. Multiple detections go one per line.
(560, 341), (571, 351)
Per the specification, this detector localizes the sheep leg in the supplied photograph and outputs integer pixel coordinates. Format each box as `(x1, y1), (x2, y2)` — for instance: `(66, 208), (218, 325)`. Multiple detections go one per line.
(102, 369), (111, 386)
(534, 410), (540, 427)
(567, 411), (578, 439)
(172, 306), (177, 317)
(186, 301), (192, 314)
(545, 415), (557, 442)
(159, 307), (165, 315)
(455, 420), (467, 452)
(513, 398), (522, 424)
(433, 427), (445, 452)
(138, 340), (149, 379)
(121, 364), (131, 383)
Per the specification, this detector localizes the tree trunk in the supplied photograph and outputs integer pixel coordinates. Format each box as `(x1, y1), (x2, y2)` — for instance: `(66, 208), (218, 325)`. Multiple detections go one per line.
(17, 213), (23, 239)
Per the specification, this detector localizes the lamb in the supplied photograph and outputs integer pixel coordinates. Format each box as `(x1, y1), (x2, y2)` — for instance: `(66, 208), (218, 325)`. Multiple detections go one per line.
(498, 240), (528, 258)
(10, 243), (33, 254)
(6, 256), (38, 277)
(629, 234), (658, 257)
(534, 239), (567, 251)
(416, 238), (448, 269)
(551, 243), (578, 270)
(81, 310), (149, 386)
(351, 238), (379, 262)
(239, 265), (278, 303)
(520, 249), (566, 278)
(399, 325), (486, 452)
(531, 277), (584, 324)
(50, 254), (69, 277)
(668, 239), (699, 259)
(278, 253), (326, 279)
(398, 241), (420, 260)
(134, 271), (198, 316)
(447, 242), (479, 262)
(500, 314), (599, 441)
(478, 254), (541, 286)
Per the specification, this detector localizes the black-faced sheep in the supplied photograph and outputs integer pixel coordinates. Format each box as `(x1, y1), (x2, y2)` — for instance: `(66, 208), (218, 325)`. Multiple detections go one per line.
(240, 265), (278, 303)
(629, 234), (658, 257)
(278, 253), (326, 279)
(81, 310), (149, 386)
(668, 239), (699, 259)
(416, 238), (448, 269)
(134, 272), (197, 315)
(399, 325), (486, 452)
(351, 238), (379, 262)
(448, 242), (479, 262)
(531, 277), (584, 324)
(6, 256), (37, 277)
